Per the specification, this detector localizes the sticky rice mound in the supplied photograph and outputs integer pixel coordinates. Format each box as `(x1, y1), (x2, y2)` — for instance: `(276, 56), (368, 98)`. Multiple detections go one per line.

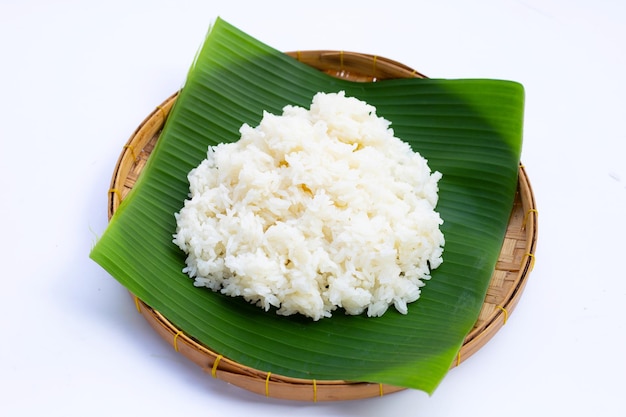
(173, 91), (444, 321)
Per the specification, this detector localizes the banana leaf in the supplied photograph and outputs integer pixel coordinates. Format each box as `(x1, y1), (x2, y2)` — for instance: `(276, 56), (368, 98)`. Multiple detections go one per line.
(90, 17), (524, 394)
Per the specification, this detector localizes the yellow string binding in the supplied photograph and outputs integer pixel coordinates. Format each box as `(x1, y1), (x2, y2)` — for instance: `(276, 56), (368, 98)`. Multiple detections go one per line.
(524, 252), (536, 272)
(108, 188), (122, 205)
(265, 372), (272, 397)
(312, 379), (317, 402)
(156, 105), (168, 122)
(211, 355), (223, 378)
(379, 383), (384, 397)
(496, 305), (509, 324)
(523, 208), (538, 229)
(123, 144), (137, 161)
(133, 295), (141, 313)
(173, 330), (183, 352)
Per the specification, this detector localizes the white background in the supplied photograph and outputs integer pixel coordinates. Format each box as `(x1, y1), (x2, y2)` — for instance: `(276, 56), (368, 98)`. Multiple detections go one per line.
(2, 0), (625, 415)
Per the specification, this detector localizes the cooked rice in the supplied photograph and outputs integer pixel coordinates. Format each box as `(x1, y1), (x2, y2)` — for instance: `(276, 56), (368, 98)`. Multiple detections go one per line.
(173, 91), (444, 320)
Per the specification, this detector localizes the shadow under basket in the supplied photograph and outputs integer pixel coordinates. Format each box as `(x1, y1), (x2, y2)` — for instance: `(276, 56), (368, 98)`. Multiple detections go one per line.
(106, 50), (538, 402)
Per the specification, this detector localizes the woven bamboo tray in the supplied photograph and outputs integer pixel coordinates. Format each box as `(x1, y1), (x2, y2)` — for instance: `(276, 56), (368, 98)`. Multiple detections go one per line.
(107, 50), (538, 402)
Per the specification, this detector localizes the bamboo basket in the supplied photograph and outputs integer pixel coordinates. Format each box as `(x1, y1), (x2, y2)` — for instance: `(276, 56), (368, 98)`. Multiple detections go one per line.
(107, 50), (538, 402)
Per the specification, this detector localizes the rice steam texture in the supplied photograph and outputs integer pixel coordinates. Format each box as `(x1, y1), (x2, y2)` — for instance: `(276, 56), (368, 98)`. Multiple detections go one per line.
(173, 91), (444, 321)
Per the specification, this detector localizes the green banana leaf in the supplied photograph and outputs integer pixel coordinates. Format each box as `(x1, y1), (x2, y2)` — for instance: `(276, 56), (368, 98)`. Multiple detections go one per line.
(90, 17), (524, 394)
